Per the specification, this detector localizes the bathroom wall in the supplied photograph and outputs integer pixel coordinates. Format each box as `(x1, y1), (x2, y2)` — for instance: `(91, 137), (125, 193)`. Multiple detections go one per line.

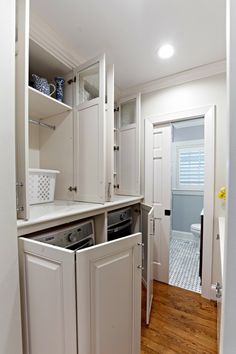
(172, 192), (203, 232)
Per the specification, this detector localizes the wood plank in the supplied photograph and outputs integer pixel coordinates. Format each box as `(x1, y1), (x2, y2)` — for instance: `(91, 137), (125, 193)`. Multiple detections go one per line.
(141, 281), (217, 354)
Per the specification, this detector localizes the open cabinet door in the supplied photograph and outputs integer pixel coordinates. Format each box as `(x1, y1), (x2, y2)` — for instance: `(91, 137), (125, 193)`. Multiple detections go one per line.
(116, 94), (141, 196)
(141, 203), (154, 325)
(105, 64), (115, 201)
(74, 54), (106, 203)
(19, 238), (77, 354)
(76, 233), (142, 354)
(15, 0), (29, 219)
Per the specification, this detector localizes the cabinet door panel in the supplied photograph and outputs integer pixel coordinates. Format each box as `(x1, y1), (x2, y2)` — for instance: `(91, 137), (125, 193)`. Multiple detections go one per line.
(76, 233), (142, 354)
(75, 104), (105, 202)
(19, 238), (77, 354)
(117, 94), (140, 196)
(16, 0), (30, 219)
(105, 64), (114, 201)
(118, 127), (137, 194)
(141, 203), (154, 325)
(74, 55), (106, 203)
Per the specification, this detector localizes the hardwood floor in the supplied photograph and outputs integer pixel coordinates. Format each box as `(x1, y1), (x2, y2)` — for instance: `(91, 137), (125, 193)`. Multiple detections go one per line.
(141, 281), (217, 354)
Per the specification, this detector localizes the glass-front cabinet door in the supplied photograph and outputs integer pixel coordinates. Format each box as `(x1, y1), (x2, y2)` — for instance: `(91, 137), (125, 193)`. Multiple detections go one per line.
(74, 55), (106, 203)
(116, 94), (141, 196)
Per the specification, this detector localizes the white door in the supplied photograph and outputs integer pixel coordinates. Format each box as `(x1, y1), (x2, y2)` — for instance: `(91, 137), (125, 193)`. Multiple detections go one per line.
(116, 94), (141, 196)
(74, 54), (106, 203)
(153, 125), (172, 283)
(76, 233), (142, 354)
(18, 238), (77, 354)
(141, 203), (154, 325)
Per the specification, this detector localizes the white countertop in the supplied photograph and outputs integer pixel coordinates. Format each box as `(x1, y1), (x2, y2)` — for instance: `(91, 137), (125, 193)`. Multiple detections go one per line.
(17, 195), (143, 236)
(219, 216), (225, 278)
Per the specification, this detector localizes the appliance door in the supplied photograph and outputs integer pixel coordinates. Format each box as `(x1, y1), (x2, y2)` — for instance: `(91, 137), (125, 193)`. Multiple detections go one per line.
(108, 219), (132, 241)
(76, 233), (142, 354)
(19, 238), (77, 354)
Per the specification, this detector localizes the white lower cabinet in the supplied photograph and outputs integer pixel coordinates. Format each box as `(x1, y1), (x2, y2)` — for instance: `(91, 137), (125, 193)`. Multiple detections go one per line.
(19, 233), (142, 354)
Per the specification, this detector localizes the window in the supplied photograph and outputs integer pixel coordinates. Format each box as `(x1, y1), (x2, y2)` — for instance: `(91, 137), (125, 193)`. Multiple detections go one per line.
(178, 147), (204, 187)
(172, 141), (204, 191)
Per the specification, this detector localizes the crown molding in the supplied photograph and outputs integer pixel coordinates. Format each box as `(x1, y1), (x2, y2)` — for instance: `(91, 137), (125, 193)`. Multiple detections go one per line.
(30, 12), (85, 69)
(121, 60), (226, 98)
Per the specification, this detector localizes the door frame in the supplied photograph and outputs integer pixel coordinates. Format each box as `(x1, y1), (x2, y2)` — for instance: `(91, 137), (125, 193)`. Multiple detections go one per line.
(144, 105), (215, 299)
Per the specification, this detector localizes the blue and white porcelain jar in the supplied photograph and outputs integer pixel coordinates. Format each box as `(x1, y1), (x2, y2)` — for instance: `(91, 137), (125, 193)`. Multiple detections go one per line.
(55, 77), (65, 102)
(32, 74), (56, 96)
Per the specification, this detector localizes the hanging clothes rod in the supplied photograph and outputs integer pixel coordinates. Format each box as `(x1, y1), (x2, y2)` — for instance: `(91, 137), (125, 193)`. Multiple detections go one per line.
(29, 119), (56, 131)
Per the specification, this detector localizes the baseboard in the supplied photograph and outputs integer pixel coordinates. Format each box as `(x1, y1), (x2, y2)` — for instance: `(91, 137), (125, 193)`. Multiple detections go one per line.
(172, 230), (195, 241)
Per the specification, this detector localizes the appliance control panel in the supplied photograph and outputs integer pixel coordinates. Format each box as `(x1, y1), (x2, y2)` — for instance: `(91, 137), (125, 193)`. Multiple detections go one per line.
(31, 220), (94, 248)
(108, 207), (132, 227)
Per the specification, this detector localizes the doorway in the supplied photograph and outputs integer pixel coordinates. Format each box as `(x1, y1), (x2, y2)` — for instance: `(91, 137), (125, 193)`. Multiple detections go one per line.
(169, 118), (204, 293)
(144, 105), (215, 299)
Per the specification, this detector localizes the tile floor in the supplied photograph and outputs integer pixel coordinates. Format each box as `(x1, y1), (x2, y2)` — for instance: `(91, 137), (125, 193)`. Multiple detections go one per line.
(169, 237), (201, 293)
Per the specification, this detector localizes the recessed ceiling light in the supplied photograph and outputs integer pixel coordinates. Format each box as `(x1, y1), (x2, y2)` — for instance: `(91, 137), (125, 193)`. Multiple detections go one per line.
(158, 44), (175, 59)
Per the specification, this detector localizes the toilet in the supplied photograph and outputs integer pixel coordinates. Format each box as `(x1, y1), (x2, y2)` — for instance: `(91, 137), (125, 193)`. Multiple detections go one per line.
(190, 223), (201, 245)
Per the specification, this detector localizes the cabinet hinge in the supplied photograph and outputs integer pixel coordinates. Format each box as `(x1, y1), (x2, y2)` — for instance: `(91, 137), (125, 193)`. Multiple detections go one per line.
(114, 145), (119, 151)
(216, 282), (222, 299)
(114, 107), (119, 112)
(68, 186), (77, 192)
(67, 76), (76, 85)
(17, 206), (24, 212)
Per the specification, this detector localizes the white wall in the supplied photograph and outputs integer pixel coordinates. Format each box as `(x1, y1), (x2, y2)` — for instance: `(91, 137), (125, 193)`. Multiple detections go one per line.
(221, 0), (236, 351)
(141, 73), (227, 284)
(0, 1), (23, 353)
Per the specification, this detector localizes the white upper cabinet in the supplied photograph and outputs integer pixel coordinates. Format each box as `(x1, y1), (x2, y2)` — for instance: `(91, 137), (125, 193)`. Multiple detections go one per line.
(15, 1), (115, 219)
(74, 55), (106, 203)
(116, 94), (141, 196)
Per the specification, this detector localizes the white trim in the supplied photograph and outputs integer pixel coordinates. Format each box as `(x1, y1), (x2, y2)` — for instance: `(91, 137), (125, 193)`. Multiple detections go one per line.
(121, 61), (226, 98)
(172, 190), (204, 196)
(144, 105), (215, 299)
(30, 13), (83, 69)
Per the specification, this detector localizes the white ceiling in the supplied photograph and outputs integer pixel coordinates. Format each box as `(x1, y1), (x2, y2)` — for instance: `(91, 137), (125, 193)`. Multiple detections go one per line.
(30, 0), (226, 90)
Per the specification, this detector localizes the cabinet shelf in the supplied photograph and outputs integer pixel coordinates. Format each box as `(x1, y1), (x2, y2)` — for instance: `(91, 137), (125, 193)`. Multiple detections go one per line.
(29, 86), (72, 120)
